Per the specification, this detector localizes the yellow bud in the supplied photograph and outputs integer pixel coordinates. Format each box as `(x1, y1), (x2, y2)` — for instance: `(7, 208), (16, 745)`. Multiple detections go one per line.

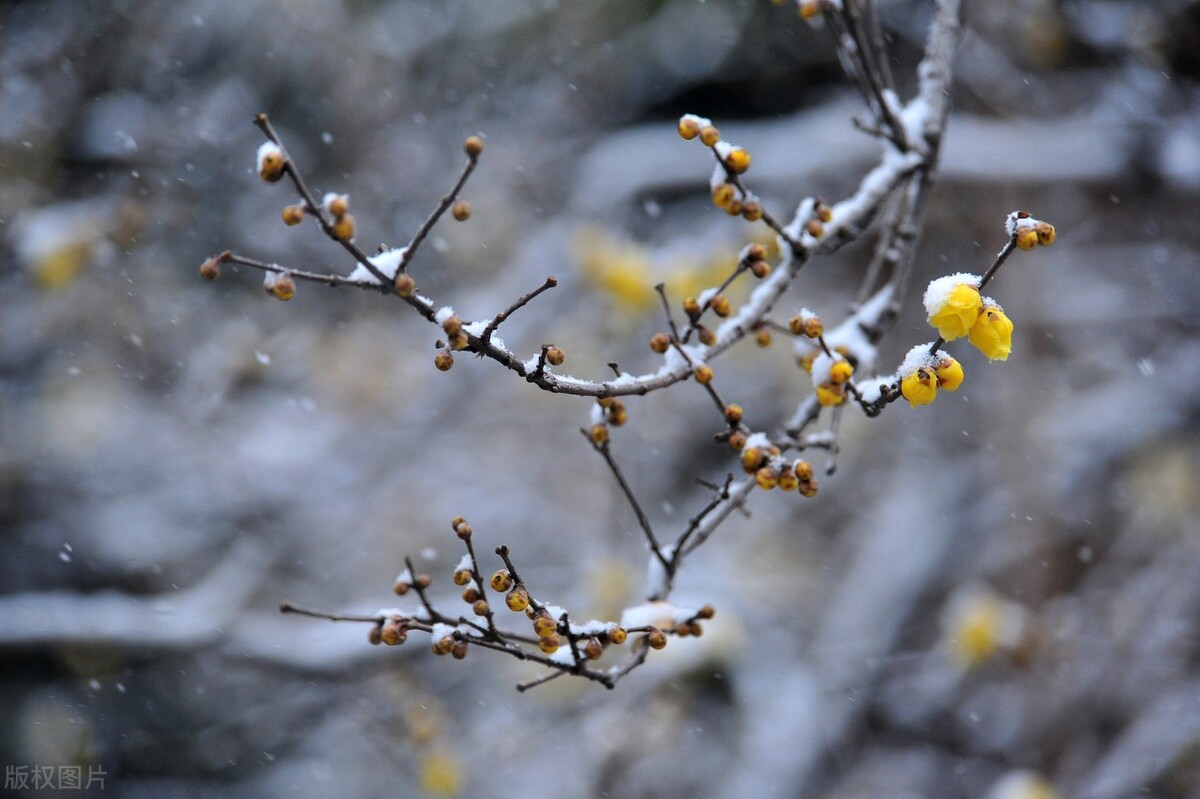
(452, 568), (472, 586)
(799, 350), (818, 373)
(589, 423), (609, 445)
(451, 200), (471, 221)
(258, 150), (286, 183)
(724, 147), (751, 174)
(816, 381), (846, 407)
(935, 356), (964, 391)
(1015, 227), (1038, 251)
(472, 598), (489, 617)
(332, 213), (356, 242)
(711, 183), (736, 210)
(788, 316), (805, 335)
(710, 294), (732, 318)
(463, 135), (484, 157)
(545, 345), (565, 366)
(538, 634), (559, 654)
(724, 404), (743, 425)
(647, 628), (668, 650)
(805, 219), (824, 238)
(749, 259), (771, 279)
(650, 333), (670, 353)
(829, 360), (853, 384)
(742, 446), (765, 473)
(694, 364), (714, 384)
(800, 0), (821, 20)
(677, 116), (701, 140)
(804, 317), (823, 338)
(697, 326), (717, 346)
(742, 201), (763, 222)
(901, 367), (938, 407)
(968, 305), (1014, 361)
(533, 615), (558, 639)
(798, 478), (819, 497)
(506, 587), (530, 613)
(683, 297), (702, 319)
(1035, 221), (1056, 246)
(608, 627), (627, 645)
(434, 350), (454, 371)
(327, 195), (349, 217)
(490, 569), (512, 592)
(442, 315), (463, 336)
(699, 125), (720, 147)
(282, 204), (305, 226)
(755, 327), (772, 347)
(778, 469), (799, 492)
(756, 466), (779, 490)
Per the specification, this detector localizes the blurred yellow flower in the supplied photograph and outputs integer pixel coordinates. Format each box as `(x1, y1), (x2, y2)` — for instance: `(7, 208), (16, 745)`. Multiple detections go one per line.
(927, 282), (982, 340)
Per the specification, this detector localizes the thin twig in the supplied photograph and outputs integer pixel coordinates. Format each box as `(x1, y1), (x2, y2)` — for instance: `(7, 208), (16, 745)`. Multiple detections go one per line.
(480, 276), (558, 346)
(396, 151), (481, 274)
(583, 435), (670, 572)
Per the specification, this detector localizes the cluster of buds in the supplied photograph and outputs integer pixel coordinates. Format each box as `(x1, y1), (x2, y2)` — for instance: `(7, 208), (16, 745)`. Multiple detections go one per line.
(1008, 211), (1055, 251)
(802, 199), (834, 240)
(371, 614), (409, 647)
(393, 566), (432, 597)
(898, 346), (964, 407)
(589, 396), (629, 445)
(742, 242), (771, 280)
(677, 113), (763, 222)
(741, 436), (818, 497)
(321, 192), (356, 242)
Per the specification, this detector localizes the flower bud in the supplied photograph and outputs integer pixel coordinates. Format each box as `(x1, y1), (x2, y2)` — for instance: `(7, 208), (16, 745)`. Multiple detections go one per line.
(327, 195), (349, 218)
(683, 297), (702, 319)
(1035, 221), (1056, 246)
(724, 404), (743, 425)
(506, 587), (530, 613)
(538, 634), (560, 654)
(463, 136), (484, 157)
(798, 478), (819, 498)
(901, 367), (938, 407)
(452, 568), (472, 586)
(282, 204), (305, 226)
(199, 257), (221, 281)
(545, 345), (565, 366)
(395, 272), (415, 297)
(803, 317), (823, 339)
(829, 360), (853, 385)
(646, 627), (668, 650)
(697, 326), (717, 346)
(490, 569), (513, 592)
(724, 147), (751, 174)
(472, 599), (489, 617)
(585, 637), (604, 660)
(699, 125), (720, 147)
(608, 627), (627, 645)
(742, 201), (763, 222)
(1015, 227), (1038, 250)
(711, 183), (736, 210)
(451, 200), (471, 221)
(434, 350), (454, 371)
(968, 304), (1014, 361)
(710, 294), (731, 318)
(728, 431), (747, 451)
(749, 259), (771, 279)
(816, 381), (846, 407)
(590, 424), (609, 446)
(271, 274), (296, 301)
(742, 447), (765, 473)
(935, 356), (964, 391)
(756, 466), (780, 490)
(332, 213), (356, 242)
(677, 116), (701, 140)
(793, 460), (814, 481)
(533, 615), (558, 639)
(694, 364), (714, 384)
(462, 586), (480, 603)
(755, 327), (772, 347)
(650, 333), (670, 353)
(451, 640), (469, 660)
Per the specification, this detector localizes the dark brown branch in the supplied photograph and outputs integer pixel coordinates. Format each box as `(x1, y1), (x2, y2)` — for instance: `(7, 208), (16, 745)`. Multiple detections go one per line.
(480, 276), (558, 346)
(396, 150), (481, 274)
(582, 436), (670, 572)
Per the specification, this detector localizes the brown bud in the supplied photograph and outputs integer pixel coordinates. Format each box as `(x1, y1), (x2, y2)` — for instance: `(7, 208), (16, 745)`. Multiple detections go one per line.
(464, 135), (484, 157)
(725, 199), (743, 217)
(608, 402), (628, 427)
(448, 331), (469, 351)
(432, 636), (455, 656)
(804, 316), (823, 338)
(699, 125), (721, 147)
(697, 326), (717, 347)
(451, 640), (469, 660)
(694, 364), (714, 384)
(710, 294), (732, 318)
(755, 327), (772, 347)
(646, 627), (668, 650)
(698, 604), (715, 620)
(533, 615), (558, 639)
(462, 586), (480, 603)
(650, 333), (670, 354)
(788, 315), (805, 335)
(805, 219), (824, 238)
(585, 637), (604, 660)
(817, 203), (833, 223)
(451, 516), (466, 530)
(742, 201), (763, 222)
(724, 404), (743, 425)
(452, 568), (472, 586)
(745, 243), (767, 262)
(798, 477), (819, 498)
(270, 274), (296, 301)
(538, 634), (560, 654)
(415, 574), (432, 590)
(451, 200), (471, 222)
(394, 272), (415, 297)
(590, 423), (609, 446)
(683, 297), (702, 319)
(545, 346), (565, 366)
(393, 580), (410, 596)
(728, 431), (747, 451)
(368, 625), (384, 646)
(472, 599), (490, 617)
(442, 315), (463, 336)
(750, 259), (771, 279)
(434, 349), (453, 371)
(282, 204), (305, 226)
(199, 257), (221, 281)
(380, 620), (407, 646)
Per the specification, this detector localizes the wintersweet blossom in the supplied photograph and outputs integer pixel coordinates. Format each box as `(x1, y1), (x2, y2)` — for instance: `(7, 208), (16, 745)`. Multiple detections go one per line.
(934, 356), (964, 391)
(901, 368), (937, 407)
(927, 282), (982, 340)
(969, 303), (1014, 361)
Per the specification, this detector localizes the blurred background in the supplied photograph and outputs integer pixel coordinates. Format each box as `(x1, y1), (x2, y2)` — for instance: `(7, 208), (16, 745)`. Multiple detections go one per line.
(2, 0), (1199, 796)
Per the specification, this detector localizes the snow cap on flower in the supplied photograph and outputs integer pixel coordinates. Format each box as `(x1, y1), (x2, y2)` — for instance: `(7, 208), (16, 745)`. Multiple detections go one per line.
(924, 273), (982, 340)
(898, 344), (941, 407)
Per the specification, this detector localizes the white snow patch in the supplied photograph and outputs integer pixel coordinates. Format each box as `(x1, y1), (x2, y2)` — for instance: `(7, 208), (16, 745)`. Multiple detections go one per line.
(898, 344), (940, 378)
(349, 247), (408, 284)
(922, 273), (981, 318)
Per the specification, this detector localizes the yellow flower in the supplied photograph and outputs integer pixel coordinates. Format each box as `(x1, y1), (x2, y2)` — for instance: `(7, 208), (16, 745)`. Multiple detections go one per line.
(935, 356), (964, 391)
(969, 304), (1014, 361)
(901, 368), (937, 407)
(816, 382), (846, 407)
(927, 282), (982, 340)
